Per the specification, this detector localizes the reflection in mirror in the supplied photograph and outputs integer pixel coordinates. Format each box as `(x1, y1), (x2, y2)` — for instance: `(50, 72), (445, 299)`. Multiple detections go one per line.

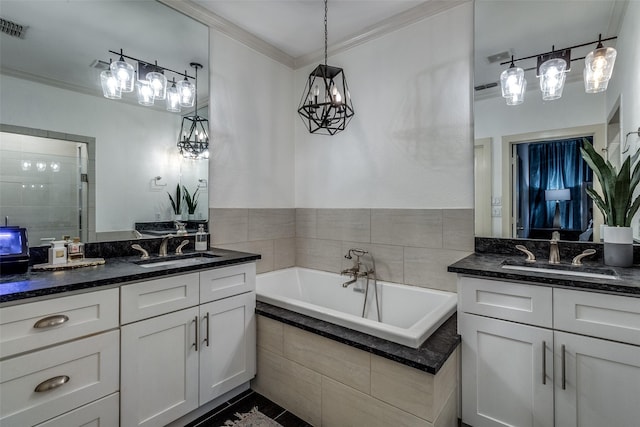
(474, 0), (640, 243)
(0, 0), (209, 244)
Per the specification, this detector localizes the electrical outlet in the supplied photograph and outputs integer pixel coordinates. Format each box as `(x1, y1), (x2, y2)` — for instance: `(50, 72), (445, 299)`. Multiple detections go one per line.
(492, 197), (502, 206)
(492, 207), (502, 217)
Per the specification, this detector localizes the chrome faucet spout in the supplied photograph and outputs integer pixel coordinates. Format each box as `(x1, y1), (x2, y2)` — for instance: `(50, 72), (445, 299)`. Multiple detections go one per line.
(159, 234), (175, 257)
(342, 277), (358, 288)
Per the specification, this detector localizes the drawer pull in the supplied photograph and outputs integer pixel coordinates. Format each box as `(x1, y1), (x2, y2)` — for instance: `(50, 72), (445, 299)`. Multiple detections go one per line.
(542, 340), (546, 385)
(561, 344), (566, 390)
(34, 314), (69, 329)
(205, 312), (210, 347)
(34, 375), (70, 392)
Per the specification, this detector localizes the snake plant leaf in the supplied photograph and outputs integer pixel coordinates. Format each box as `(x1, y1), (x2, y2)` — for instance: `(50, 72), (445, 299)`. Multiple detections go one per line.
(612, 157), (630, 226)
(580, 141), (614, 208)
(168, 184), (182, 215)
(585, 187), (609, 224)
(627, 196), (640, 228)
(183, 186), (199, 214)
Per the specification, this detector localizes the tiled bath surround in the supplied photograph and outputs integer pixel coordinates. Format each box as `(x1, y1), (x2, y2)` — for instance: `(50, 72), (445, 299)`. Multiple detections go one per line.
(210, 208), (474, 292)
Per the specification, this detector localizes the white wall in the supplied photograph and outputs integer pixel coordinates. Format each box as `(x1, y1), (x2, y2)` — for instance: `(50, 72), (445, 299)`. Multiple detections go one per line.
(0, 76), (184, 233)
(606, 0), (640, 239)
(209, 30), (295, 208)
(294, 3), (474, 209)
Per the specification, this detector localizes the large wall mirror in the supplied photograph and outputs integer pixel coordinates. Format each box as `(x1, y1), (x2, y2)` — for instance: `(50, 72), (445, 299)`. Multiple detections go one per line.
(0, 0), (209, 245)
(474, 0), (639, 243)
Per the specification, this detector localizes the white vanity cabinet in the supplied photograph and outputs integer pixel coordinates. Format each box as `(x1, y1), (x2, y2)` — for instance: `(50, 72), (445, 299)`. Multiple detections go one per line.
(458, 276), (640, 427)
(0, 288), (120, 427)
(120, 262), (257, 427)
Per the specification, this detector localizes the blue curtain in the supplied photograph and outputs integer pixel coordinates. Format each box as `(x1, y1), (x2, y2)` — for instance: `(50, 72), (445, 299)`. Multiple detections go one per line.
(527, 137), (593, 230)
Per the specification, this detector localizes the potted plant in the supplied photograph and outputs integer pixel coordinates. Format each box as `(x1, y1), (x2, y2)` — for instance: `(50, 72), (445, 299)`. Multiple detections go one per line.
(580, 139), (639, 266)
(168, 184), (182, 220)
(183, 186), (199, 220)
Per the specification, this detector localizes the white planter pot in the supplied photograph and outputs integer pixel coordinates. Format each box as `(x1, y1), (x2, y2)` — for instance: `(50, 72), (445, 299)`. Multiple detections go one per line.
(602, 226), (633, 267)
(174, 214), (182, 221)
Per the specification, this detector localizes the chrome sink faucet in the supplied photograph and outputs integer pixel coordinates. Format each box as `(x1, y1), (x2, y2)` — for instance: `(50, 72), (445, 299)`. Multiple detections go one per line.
(159, 234), (175, 257)
(549, 231), (560, 264)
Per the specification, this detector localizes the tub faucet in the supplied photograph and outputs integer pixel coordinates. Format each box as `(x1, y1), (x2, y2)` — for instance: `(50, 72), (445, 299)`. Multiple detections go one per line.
(341, 248), (372, 287)
(159, 234), (175, 257)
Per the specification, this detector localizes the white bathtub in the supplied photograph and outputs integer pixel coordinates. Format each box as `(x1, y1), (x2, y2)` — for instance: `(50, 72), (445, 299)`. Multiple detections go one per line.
(256, 267), (457, 348)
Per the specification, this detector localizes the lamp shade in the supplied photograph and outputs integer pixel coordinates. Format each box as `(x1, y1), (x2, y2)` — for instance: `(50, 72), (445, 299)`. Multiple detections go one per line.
(110, 59), (135, 93)
(539, 58), (567, 100)
(177, 77), (195, 108)
(584, 46), (616, 93)
(146, 71), (167, 100)
(100, 70), (121, 99)
(166, 81), (181, 112)
(545, 188), (571, 201)
(135, 79), (155, 106)
(500, 66), (526, 106)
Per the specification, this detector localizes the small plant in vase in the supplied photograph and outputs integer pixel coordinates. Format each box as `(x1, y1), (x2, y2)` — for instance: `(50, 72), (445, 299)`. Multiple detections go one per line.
(580, 139), (640, 266)
(183, 186), (199, 220)
(168, 184), (182, 220)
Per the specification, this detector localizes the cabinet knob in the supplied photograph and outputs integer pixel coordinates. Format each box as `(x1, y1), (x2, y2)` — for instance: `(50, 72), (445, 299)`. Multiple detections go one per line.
(34, 375), (70, 392)
(33, 314), (69, 329)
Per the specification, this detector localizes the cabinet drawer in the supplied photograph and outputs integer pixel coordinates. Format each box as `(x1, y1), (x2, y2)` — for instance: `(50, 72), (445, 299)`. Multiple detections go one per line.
(459, 276), (552, 327)
(554, 288), (640, 345)
(0, 330), (119, 427)
(0, 288), (119, 358)
(121, 273), (199, 324)
(35, 393), (119, 427)
(200, 263), (256, 303)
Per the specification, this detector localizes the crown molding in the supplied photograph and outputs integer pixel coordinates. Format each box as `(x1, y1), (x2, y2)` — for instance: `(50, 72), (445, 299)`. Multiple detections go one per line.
(159, 0), (470, 70)
(293, 0), (471, 69)
(158, 0), (296, 68)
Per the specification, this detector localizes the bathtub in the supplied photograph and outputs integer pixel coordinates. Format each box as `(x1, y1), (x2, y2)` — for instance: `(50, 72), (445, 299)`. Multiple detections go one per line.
(256, 267), (457, 348)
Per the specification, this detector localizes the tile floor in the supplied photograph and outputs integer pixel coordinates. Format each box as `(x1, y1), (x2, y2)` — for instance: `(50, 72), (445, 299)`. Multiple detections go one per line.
(185, 389), (312, 427)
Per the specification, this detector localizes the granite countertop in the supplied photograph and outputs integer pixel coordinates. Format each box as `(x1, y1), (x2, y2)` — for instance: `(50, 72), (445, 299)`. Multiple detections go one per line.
(0, 248), (260, 304)
(448, 252), (640, 296)
(256, 301), (460, 375)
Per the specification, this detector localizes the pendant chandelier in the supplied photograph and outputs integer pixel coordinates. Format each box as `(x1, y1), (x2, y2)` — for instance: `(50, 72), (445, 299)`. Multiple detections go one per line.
(177, 63), (209, 160)
(297, 0), (354, 135)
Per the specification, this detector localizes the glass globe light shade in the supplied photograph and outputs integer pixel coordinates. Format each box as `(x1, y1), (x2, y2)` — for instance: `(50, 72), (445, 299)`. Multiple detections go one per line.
(584, 46), (617, 93)
(166, 84), (181, 112)
(109, 59), (135, 93)
(500, 66), (526, 105)
(136, 80), (155, 106)
(539, 58), (567, 101)
(177, 78), (195, 108)
(100, 70), (122, 99)
(146, 71), (167, 100)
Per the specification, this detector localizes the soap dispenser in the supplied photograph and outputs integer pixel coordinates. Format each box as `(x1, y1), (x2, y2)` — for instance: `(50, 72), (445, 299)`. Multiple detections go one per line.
(195, 224), (208, 251)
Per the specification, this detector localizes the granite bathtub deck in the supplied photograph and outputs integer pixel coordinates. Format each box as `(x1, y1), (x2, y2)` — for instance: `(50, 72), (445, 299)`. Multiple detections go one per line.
(256, 301), (460, 375)
(448, 252), (640, 296)
(0, 248), (260, 304)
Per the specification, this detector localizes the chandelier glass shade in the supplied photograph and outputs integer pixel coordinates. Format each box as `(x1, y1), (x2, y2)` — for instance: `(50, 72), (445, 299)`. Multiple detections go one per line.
(499, 58), (526, 106)
(177, 77), (196, 108)
(100, 70), (121, 99)
(135, 78), (155, 106)
(176, 63), (209, 160)
(297, 0), (354, 135)
(146, 71), (167, 100)
(110, 55), (135, 93)
(584, 45), (617, 93)
(538, 58), (567, 101)
(166, 79), (181, 112)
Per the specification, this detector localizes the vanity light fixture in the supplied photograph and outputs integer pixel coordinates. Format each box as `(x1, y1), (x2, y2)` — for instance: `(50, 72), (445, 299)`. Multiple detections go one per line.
(297, 0), (354, 135)
(100, 48), (198, 112)
(177, 63), (209, 160)
(584, 34), (617, 93)
(500, 56), (526, 105)
(498, 35), (617, 105)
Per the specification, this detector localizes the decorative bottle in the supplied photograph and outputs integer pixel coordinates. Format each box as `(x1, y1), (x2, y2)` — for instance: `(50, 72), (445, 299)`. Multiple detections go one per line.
(195, 224), (208, 251)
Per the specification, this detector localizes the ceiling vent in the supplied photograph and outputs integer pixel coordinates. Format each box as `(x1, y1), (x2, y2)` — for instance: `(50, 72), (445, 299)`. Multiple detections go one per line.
(487, 50), (512, 64)
(474, 82), (498, 91)
(89, 59), (110, 70)
(0, 17), (27, 39)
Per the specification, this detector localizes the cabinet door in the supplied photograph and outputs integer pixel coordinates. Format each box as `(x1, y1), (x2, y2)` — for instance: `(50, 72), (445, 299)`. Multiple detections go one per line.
(554, 331), (640, 427)
(460, 313), (553, 427)
(121, 307), (199, 427)
(199, 292), (256, 404)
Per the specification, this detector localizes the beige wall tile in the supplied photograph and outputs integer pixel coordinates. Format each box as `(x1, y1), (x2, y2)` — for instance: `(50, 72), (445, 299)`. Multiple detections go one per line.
(257, 315), (284, 356)
(274, 237), (296, 270)
(340, 241), (404, 284)
(317, 208), (371, 243)
(252, 349), (322, 426)
(210, 208), (248, 244)
(248, 208), (295, 241)
(371, 354), (435, 421)
(295, 208), (317, 238)
(284, 325), (371, 394)
(443, 209), (474, 251)
(371, 209), (443, 248)
(217, 240), (274, 273)
(322, 377), (432, 427)
(295, 237), (342, 272)
(404, 247), (471, 292)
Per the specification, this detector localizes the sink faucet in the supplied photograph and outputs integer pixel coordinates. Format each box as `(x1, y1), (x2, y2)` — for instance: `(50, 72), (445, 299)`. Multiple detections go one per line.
(159, 234), (175, 257)
(572, 248), (596, 266)
(549, 231), (560, 264)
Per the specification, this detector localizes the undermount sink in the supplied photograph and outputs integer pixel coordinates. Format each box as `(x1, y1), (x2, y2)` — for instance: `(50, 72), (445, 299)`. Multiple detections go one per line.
(135, 253), (219, 269)
(501, 261), (618, 280)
